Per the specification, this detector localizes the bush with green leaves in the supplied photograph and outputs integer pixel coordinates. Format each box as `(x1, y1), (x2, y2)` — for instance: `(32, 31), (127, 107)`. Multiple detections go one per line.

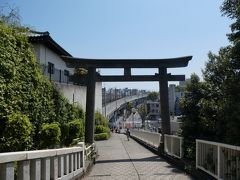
(94, 133), (110, 141)
(95, 125), (110, 134)
(40, 122), (61, 149)
(95, 112), (108, 126)
(68, 119), (84, 144)
(0, 112), (32, 152)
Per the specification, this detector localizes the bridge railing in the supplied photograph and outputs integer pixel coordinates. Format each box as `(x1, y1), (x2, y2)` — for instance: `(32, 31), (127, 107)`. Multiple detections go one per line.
(130, 129), (161, 149)
(196, 139), (240, 180)
(0, 145), (85, 180)
(164, 134), (183, 158)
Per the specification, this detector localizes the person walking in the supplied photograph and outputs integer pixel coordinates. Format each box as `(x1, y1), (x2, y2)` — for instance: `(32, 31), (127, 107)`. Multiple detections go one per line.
(126, 128), (130, 141)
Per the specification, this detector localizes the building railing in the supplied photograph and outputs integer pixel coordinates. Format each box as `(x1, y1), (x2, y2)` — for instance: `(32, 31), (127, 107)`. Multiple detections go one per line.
(0, 146), (85, 180)
(164, 134), (183, 158)
(130, 129), (161, 148)
(196, 139), (240, 180)
(40, 65), (70, 84)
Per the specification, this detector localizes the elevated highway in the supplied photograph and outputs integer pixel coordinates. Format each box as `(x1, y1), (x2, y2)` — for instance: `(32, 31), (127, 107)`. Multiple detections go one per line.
(102, 94), (148, 119)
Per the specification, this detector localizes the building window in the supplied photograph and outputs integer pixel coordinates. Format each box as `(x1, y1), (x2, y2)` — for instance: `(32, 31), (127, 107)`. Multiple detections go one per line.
(48, 62), (54, 74)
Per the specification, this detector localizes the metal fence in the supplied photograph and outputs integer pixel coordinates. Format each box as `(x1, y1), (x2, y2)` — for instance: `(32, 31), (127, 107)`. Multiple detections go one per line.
(164, 134), (183, 158)
(130, 129), (161, 148)
(40, 65), (70, 84)
(196, 139), (240, 180)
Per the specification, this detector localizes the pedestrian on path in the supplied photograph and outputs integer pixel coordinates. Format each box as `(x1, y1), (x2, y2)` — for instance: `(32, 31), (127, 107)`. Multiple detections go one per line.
(126, 128), (130, 141)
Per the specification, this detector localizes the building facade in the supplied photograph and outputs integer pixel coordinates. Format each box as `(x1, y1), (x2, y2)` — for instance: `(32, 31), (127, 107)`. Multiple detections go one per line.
(29, 31), (102, 112)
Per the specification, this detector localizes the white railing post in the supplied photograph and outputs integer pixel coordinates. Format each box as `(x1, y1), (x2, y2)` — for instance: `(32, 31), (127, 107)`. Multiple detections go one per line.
(58, 155), (64, 177)
(170, 136), (173, 155)
(50, 156), (58, 179)
(0, 163), (15, 180)
(17, 160), (30, 180)
(74, 153), (78, 170)
(70, 153), (74, 173)
(196, 140), (198, 169)
(217, 145), (220, 179)
(30, 159), (41, 180)
(41, 157), (50, 180)
(64, 154), (69, 175)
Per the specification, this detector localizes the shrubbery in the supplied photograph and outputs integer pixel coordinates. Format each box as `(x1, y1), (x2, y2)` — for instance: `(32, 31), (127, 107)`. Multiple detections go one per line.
(0, 112), (32, 152)
(95, 112), (108, 126)
(95, 125), (109, 134)
(40, 122), (61, 149)
(94, 113), (110, 140)
(68, 119), (84, 144)
(94, 133), (110, 141)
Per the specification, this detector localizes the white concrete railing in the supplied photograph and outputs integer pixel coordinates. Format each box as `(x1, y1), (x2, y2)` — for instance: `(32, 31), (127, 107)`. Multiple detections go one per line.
(0, 145), (85, 180)
(130, 129), (161, 148)
(196, 139), (240, 180)
(164, 134), (183, 158)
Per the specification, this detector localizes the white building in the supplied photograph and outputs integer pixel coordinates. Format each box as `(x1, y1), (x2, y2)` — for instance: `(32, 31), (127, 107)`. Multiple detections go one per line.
(29, 31), (102, 112)
(146, 101), (160, 118)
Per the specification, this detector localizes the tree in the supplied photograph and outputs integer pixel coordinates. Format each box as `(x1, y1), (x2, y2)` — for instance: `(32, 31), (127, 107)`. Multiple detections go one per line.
(147, 92), (159, 101)
(138, 103), (147, 127)
(219, 1), (240, 145)
(180, 74), (204, 159)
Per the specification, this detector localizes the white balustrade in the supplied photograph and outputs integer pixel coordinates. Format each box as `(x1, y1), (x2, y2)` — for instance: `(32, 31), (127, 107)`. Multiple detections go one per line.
(164, 134), (183, 158)
(196, 139), (240, 180)
(130, 129), (161, 148)
(0, 146), (85, 180)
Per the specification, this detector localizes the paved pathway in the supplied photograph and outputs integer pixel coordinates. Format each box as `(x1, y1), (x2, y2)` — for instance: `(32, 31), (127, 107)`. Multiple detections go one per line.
(84, 133), (193, 180)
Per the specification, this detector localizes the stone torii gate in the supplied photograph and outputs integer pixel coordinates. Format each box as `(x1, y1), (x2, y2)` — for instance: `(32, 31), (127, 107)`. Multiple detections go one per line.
(62, 56), (192, 145)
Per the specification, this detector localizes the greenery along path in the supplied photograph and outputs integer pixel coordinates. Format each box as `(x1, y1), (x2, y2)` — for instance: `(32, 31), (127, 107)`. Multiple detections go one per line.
(84, 133), (193, 180)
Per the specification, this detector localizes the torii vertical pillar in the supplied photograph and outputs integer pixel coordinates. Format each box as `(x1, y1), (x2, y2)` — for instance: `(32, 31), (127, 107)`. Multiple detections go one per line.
(159, 67), (171, 135)
(85, 67), (96, 144)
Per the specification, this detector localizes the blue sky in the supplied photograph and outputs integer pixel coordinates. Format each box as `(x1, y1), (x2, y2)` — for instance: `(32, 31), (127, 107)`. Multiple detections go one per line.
(1, 1), (232, 90)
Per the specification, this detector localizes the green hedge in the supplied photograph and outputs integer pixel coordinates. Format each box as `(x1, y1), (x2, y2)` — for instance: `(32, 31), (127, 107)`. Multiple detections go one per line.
(0, 112), (32, 152)
(95, 112), (108, 126)
(40, 122), (61, 149)
(94, 133), (110, 141)
(95, 125), (110, 134)
(68, 119), (84, 143)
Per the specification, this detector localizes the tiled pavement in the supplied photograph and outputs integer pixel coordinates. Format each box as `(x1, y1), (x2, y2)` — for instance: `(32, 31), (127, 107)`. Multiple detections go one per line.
(84, 133), (193, 180)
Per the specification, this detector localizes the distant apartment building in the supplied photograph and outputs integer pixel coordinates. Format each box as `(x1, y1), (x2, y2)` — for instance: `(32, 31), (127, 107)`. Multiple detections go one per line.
(146, 101), (160, 119)
(29, 31), (102, 112)
(168, 83), (185, 116)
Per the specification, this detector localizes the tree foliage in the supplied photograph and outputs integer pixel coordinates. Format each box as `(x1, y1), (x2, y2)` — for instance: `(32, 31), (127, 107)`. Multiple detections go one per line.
(147, 92), (159, 101)
(180, 74), (204, 159)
